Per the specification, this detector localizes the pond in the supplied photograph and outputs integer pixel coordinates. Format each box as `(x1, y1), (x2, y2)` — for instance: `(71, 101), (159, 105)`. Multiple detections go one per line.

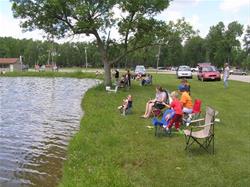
(0, 77), (99, 187)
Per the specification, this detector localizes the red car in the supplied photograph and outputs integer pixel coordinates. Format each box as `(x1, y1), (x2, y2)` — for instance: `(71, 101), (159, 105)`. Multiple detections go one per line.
(197, 66), (221, 81)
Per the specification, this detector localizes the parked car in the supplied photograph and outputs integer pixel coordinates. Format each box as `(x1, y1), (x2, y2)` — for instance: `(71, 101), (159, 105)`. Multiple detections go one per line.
(176, 65), (192, 79)
(229, 69), (247, 75)
(134, 65), (146, 76)
(197, 66), (221, 81)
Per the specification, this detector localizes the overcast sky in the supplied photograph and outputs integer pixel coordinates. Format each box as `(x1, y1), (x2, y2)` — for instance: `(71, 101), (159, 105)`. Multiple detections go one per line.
(0, 0), (249, 43)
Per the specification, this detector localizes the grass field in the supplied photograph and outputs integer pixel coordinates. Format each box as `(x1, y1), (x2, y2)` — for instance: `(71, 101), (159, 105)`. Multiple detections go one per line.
(55, 74), (250, 187)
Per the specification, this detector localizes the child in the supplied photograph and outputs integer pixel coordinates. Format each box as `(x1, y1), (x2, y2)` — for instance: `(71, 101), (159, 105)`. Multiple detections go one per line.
(180, 78), (191, 95)
(164, 91), (183, 131)
(118, 94), (132, 114)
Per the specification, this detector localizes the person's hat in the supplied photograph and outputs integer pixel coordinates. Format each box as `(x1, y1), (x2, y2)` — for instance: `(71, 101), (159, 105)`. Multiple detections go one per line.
(178, 85), (186, 92)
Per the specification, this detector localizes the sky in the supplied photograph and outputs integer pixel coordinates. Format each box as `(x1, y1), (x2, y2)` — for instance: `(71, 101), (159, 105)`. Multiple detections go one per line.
(0, 0), (249, 43)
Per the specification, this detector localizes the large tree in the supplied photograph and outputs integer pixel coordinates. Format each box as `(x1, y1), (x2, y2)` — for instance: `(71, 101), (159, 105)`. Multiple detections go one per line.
(206, 21), (243, 67)
(243, 25), (250, 55)
(11, 0), (171, 85)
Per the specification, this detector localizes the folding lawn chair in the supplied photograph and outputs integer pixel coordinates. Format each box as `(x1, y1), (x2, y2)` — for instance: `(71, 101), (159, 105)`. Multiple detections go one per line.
(183, 106), (218, 154)
(152, 109), (174, 137)
(183, 99), (202, 126)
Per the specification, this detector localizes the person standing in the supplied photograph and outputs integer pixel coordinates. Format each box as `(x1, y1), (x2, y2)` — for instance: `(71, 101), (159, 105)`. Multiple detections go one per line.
(126, 69), (131, 87)
(114, 69), (119, 84)
(223, 63), (230, 88)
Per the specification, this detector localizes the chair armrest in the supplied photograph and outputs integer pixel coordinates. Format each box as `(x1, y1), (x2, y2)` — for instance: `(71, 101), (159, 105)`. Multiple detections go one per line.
(189, 118), (205, 124)
(188, 123), (213, 132)
(195, 123), (214, 128)
(215, 118), (220, 122)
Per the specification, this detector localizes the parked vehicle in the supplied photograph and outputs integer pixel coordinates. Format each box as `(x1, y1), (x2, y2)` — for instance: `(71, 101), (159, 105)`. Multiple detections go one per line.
(197, 65), (221, 81)
(134, 65), (146, 76)
(229, 69), (247, 75)
(176, 65), (192, 79)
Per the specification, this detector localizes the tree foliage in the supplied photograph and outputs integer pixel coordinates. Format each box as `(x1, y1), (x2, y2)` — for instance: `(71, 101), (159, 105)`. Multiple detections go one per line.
(11, 0), (171, 85)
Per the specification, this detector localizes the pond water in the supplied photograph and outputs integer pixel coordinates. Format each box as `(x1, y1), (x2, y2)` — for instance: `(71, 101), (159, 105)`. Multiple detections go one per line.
(0, 77), (99, 187)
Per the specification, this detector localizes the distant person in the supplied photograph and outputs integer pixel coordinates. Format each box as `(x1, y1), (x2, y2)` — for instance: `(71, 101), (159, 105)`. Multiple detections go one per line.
(126, 69), (131, 87)
(114, 69), (119, 83)
(141, 74), (152, 86)
(118, 94), (132, 114)
(223, 63), (230, 88)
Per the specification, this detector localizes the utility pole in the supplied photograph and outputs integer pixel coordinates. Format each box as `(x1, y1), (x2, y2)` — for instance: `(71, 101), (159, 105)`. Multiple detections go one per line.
(84, 47), (88, 70)
(156, 45), (161, 74)
(20, 55), (23, 72)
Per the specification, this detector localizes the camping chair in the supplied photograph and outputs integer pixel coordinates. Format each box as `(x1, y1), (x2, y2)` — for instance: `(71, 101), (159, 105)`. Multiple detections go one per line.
(152, 90), (171, 117)
(183, 99), (202, 126)
(183, 106), (218, 154)
(119, 101), (133, 116)
(152, 109), (174, 137)
(106, 85), (118, 93)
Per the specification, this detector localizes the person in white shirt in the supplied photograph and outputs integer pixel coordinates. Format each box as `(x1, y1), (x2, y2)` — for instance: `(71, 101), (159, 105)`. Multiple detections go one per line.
(223, 63), (230, 88)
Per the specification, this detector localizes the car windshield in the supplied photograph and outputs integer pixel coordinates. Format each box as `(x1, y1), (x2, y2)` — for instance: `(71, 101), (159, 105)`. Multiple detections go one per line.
(203, 66), (216, 72)
(178, 66), (191, 71)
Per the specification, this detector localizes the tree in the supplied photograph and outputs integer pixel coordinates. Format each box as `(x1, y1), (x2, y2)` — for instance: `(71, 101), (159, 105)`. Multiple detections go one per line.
(206, 21), (243, 67)
(243, 25), (250, 55)
(11, 0), (171, 85)
(183, 36), (206, 67)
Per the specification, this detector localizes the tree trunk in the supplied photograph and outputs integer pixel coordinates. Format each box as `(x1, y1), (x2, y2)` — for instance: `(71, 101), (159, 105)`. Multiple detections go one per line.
(93, 30), (112, 86)
(103, 59), (112, 86)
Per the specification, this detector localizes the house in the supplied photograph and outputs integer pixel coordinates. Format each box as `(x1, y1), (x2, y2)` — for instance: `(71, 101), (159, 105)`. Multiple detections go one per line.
(0, 58), (22, 72)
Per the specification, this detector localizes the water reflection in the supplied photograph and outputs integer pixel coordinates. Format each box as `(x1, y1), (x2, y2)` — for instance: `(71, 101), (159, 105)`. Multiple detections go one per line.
(0, 77), (99, 186)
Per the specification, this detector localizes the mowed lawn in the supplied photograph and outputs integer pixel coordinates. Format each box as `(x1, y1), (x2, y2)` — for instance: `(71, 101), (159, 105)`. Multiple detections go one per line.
(59, 74), (250, 187)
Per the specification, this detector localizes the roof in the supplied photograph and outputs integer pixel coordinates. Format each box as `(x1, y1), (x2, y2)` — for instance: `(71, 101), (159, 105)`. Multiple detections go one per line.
(197, 62), (211, 67)
(0, 58), (19, 64)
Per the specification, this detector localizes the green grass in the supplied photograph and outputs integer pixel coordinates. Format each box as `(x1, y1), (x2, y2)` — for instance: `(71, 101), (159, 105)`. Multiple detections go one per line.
(0, 71), (99, 79)
(58, 74), (250, 187)
(2, 72), (249, 186)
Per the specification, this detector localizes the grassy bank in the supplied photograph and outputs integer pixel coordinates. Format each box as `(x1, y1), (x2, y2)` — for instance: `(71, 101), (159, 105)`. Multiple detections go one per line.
(0, 71), (99, 79)
(58, 74), (250, 187)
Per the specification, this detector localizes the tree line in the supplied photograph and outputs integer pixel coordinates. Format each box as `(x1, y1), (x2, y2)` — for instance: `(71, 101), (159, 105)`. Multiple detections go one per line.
(9, 1), (250, 85)
(1, 22), (249, 69)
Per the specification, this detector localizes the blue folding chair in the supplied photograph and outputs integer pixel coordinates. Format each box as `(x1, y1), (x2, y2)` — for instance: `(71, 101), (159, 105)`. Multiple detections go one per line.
(152, 109), (175, 137)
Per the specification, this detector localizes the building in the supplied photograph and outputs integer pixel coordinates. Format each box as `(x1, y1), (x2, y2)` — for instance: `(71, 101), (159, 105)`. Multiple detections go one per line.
(0, 58), (22, 72)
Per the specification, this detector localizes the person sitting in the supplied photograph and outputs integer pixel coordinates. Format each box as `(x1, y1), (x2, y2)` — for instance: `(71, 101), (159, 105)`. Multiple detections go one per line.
(141, 85), (167, 118)
(118, 94), (132, 115)
(141, 74), (152, 86)
(178, 85), (193, 114)
(180, 78), (191, 95)
(114, 69), (119, 84)
(164, 91), (183, 132)
(118, 75), (128, 88)
(135, 73), (142, 80)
